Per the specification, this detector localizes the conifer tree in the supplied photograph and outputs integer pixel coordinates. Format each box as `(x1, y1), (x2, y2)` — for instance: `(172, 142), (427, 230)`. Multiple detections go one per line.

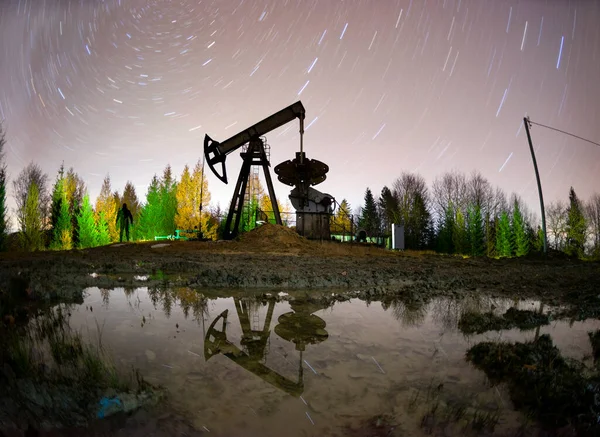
(379, 186), (399, 233)
(565, 187), (587, 258)
(121, 181), (140, 219)
(468, 204), (485, 256)
(77, 194), (98, 248)
(436, 203), (455, 254)
(96, 211), (111, 246)
(331, 199), (352, 236)
(159, 165), (178, 236)
(175, 164), (195, 230)
(21, 182), (43, 251)
(452, 209), (468, 254)
(137, 175), (161, 240)
(496, 211), (513, 257)
(95, 175), (118, 242)
(512, 200), (529, 257)
(359, 187), (379, 237)
(49, 163), (66, 238)
(64, 168), (85, 246)
(56, 193), (73, 250)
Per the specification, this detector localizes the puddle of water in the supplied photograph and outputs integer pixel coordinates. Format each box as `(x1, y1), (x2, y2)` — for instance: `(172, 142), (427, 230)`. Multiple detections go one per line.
(68, 288), (600, 436)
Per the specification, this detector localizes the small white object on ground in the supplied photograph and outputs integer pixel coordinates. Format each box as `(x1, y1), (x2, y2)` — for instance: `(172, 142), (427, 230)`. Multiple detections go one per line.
(151, 243), (170, 248)
(112, 243), (126, 247)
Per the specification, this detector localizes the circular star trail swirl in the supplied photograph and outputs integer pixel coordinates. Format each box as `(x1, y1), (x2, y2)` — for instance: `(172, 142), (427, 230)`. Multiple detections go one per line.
(1, 0), (599, 216)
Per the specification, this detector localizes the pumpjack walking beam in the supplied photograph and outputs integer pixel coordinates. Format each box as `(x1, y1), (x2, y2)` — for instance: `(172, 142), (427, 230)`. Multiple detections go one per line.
(204, 101), (306, 239)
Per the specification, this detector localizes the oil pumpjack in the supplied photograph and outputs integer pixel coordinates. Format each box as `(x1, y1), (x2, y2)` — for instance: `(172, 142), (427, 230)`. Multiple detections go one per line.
(203, 101), (335, 240)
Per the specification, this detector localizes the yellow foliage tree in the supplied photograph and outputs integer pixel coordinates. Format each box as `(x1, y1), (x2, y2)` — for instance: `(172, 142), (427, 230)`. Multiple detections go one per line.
(95, 175), (118, 242)
(331, 199), (353, 235)
(258, 193), (292, 224)
(175, 160), (214, 239)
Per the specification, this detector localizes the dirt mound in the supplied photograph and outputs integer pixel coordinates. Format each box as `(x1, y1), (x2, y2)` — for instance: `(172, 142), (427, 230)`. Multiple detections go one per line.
(234, 224), (312, 252)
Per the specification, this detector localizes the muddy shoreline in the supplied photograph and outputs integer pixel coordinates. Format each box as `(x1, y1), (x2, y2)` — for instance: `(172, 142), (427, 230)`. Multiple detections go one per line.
(1, 240), (598, 318)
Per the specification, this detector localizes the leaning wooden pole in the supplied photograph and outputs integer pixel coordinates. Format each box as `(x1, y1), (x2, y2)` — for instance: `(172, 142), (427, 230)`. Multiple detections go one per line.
(523, 116), (548, 255)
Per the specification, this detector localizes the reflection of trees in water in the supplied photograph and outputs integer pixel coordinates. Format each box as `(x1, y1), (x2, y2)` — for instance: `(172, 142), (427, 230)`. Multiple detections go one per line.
(381, 296), (429, 327)
(146, 286), (207, 322)
(100, 288), (111, 307)
(429, 295), (513, 330)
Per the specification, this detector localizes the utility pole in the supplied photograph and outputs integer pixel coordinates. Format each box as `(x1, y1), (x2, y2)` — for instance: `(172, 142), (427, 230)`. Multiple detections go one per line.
(523, 116), (548, 255)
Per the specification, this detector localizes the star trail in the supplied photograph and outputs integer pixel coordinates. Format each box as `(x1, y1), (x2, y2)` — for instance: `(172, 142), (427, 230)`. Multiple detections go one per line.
(0, 0), (599, 219)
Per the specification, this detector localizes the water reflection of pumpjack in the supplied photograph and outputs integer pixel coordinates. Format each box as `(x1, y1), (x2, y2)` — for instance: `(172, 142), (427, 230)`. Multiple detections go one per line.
(204, 298), (329, 398)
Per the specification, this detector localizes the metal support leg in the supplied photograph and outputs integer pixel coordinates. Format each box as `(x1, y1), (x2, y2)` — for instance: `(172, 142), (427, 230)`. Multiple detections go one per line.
(225, 157), (252, 239)
(261, 146), (283, 225)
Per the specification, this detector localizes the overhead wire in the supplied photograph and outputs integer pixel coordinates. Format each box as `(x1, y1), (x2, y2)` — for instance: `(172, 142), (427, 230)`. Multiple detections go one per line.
(527, 119), (600, 148)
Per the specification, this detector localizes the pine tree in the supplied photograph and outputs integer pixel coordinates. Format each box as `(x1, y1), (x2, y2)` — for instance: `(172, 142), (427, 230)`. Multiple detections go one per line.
(452, 209), (468, 254)
(21, 182), (43, 251)
(95, 175), (118, 242)
(64, 168), (85, 247)
(533, 226), (545, 252)
(175, 165), (195, 230)
(121, 181), (140, 218)
(56, 193), (73, 250)
(96, 211), (111, 246)
(77, 194), (98, 248)
(49, 163), (66, 239)
(359, 187), (379, 238)
(379, 186), (399, 234)
(512, 200), (529, 257)
(436, 203), (455, 254)
(485, 214), (496, 257)
(332, 199), (353, 237)
(565, 187), (587, 258)
(137, 175), (161, 240)
(159, 165), (178, 236)
(408, 192), (433, 249)
(496, 211), (513, 257)
(468, 204), (485, 256)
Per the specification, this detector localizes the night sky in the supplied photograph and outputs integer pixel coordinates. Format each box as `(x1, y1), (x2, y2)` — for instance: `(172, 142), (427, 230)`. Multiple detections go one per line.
(1, 0), (599, 223)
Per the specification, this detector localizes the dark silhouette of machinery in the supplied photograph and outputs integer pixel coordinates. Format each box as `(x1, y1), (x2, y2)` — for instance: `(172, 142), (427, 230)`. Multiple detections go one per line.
(204, 101), (335, 240)
(204, 298), (329, 397)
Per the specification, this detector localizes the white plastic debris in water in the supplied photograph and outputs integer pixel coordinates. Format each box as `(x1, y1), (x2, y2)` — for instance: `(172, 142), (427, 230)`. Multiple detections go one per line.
(304, 360), (318, 374)
(89, 272), (99, 278)
(278, 291), (289, 297)
(134, 275), (149, 281)
(151, 243), (170, 249)
(305, 411), (315, 425)
(372, 356), (385, 374)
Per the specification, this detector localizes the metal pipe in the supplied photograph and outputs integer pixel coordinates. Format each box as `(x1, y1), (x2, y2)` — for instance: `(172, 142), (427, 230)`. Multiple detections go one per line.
(299, 118), (304, 163)
(523, 117), (548, 255)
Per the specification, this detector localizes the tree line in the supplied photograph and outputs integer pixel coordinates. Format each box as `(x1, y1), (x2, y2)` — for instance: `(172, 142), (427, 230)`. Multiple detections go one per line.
(0, 121), (598, 258)
(334, 170), (599, 259)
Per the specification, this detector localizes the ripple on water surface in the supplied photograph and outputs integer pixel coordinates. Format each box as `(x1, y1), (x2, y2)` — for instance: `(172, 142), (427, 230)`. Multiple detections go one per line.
(67, 287), (600, 437)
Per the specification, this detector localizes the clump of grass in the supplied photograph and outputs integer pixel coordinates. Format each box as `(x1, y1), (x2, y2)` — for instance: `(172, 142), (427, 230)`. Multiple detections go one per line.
(0, 304), (153, 430)
(588, 330), (600, 363)
(459, 308), (549, 335)
(458, 311), (511, 334)
(466, 334), (600, 434)
(502, 307), (549, 330)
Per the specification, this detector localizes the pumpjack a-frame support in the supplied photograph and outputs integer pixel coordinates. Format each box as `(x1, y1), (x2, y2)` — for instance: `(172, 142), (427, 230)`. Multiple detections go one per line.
(223, 136), (282, 240)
